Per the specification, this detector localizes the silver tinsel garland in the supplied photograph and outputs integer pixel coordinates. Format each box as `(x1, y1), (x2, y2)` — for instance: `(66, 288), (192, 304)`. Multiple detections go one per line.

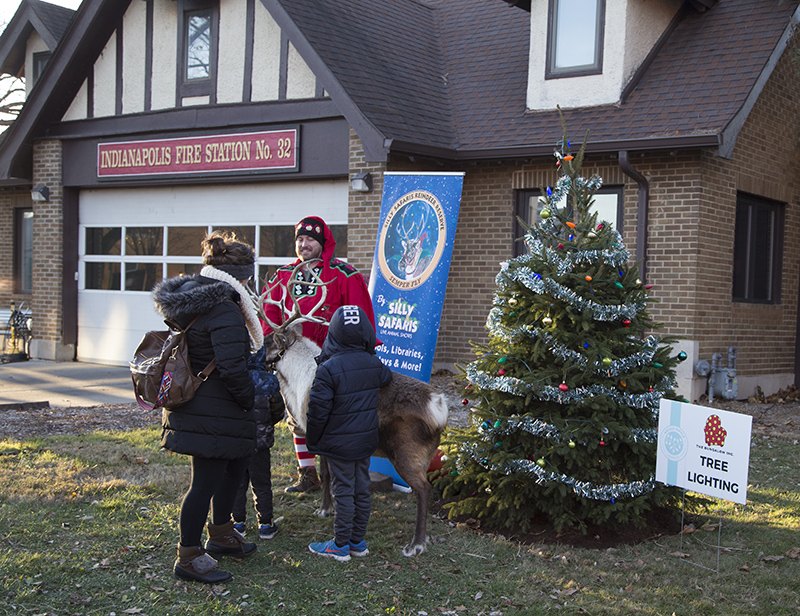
(487, 306), (662, 376)
(474, 413), (657, 445)
(465, 363), (673, 412)
(456, 442), (656, 501)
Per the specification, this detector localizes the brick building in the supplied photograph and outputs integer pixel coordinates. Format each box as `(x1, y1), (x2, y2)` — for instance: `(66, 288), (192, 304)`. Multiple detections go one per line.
(0, 0), (798, 402)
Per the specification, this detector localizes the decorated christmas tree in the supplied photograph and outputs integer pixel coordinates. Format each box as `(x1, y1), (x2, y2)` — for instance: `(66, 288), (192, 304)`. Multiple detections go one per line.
(436, 126), (684, 532)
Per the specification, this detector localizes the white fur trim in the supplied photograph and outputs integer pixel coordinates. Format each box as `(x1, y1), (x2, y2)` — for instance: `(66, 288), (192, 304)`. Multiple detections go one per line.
(200, 265), (264, 351)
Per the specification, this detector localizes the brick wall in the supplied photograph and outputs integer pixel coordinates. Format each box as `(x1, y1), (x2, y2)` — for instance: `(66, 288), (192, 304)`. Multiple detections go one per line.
(30, 139), (69, 360)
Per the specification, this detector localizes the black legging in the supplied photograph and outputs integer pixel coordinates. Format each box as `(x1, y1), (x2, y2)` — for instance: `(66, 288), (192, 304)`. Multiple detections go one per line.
(179, 455), (250, 548)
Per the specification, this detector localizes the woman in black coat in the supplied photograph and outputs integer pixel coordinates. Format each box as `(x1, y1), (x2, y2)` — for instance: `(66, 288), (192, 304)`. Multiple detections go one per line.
(152, 231), (264, 584)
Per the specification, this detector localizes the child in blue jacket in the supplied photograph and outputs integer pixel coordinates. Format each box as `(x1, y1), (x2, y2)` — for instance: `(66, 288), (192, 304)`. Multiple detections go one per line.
(306, 305), (392, 562)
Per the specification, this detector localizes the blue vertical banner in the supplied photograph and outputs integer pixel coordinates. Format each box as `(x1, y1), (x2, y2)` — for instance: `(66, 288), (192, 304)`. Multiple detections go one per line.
(369, 172), (465, 383)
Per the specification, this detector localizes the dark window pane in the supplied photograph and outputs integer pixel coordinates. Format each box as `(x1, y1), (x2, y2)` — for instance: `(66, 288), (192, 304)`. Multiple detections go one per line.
(126, 227), (163, 256)
(86, 263), (121, 290)
(125, 263), (162, 291)
(211, 226), (255, 247)
(732, 194), (782, 303)
(329, 224), (348, 259)
(86, 228), (121, 255)
(259, 226), (296, 258)
(168, 227), (207, 256)
(167, 263), (203, 278)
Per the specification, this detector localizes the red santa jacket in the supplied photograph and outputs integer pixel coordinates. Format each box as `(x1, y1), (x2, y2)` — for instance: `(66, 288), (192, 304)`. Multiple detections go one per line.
(261, 216), (376, 349)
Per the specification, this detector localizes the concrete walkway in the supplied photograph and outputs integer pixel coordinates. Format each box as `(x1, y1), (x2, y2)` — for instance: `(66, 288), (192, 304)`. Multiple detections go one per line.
(0, 359), (135, 408)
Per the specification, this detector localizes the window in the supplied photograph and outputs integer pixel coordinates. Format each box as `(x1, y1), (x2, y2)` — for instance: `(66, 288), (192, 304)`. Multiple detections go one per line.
(514, 186), (622, 257)
(546, 0), (605, 78)
(732, 193), (784, 304)
(14, 209), (33, 293)
(178, 1), (218, 100)
(32, 52), (51, 84)
(80, 223), (349, 293)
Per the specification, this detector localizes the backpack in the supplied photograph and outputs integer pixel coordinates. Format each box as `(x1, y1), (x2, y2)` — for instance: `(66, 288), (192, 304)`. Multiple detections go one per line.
(130, 315), (216, 411)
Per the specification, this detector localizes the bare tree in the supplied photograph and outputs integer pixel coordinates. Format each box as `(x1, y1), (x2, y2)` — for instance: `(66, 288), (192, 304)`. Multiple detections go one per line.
(0, 72), (25, 128)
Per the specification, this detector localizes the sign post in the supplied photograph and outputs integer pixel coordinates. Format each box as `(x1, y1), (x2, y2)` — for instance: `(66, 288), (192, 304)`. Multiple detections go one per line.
(656, 399), (753, 571)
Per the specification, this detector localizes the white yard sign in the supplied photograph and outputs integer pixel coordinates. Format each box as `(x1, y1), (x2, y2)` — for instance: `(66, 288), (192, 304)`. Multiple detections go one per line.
(656, 399), (752, 505)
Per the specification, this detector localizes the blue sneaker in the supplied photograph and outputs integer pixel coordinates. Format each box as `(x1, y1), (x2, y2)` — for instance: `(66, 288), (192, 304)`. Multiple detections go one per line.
(233, 521), (246, 535)
(348, 540), (369, 557)
(309, 539), (350, 562)
(259, 522), (278, 540)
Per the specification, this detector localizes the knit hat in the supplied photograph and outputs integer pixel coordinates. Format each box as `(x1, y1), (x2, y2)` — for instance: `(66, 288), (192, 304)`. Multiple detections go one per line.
(295, 217), (326, 246)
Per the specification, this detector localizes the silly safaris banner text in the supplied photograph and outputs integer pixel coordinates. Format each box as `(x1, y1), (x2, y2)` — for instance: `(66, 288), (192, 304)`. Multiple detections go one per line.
(369, 172), (464, 382)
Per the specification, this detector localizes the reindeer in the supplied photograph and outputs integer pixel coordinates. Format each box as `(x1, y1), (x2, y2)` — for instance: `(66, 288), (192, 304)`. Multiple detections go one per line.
(253, 260), (448, 557)
(398, 202), (432, 280)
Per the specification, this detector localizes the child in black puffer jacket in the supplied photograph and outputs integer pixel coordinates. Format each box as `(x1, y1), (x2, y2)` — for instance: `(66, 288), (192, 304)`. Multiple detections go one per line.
(306, 305), (393, 562)
(232, 346), (285, 540)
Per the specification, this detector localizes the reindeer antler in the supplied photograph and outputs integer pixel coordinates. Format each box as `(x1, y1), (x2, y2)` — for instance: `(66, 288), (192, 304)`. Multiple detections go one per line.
(255, 259), (332, 334)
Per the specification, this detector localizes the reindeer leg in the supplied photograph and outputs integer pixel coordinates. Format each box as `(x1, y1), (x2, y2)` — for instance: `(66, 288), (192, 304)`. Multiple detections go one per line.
(389, 446), (438, 557)
(315, 456), (335, 518)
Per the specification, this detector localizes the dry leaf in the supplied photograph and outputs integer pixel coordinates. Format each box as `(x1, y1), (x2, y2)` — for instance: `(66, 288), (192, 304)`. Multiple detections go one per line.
(785, 548), (800, 559)
(563, 588), (579, 596)
(762, 555), (785, 563)
(122, 609), (143, 614)
(738, 565), (750, 572)
(680, 524), (696, 535)
(700, 521), (719, 532)
(670, 551), (691, 558)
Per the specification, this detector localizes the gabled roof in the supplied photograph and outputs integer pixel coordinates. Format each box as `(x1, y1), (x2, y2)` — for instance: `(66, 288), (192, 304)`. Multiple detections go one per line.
(0, 0), (798, 182)
(0, 0), (75, 77)
(266, 0), (800, 161)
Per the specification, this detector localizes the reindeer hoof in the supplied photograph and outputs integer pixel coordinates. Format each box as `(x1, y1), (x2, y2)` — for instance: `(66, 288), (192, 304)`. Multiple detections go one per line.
(402, 543), (426, 557)
(315, 507), (333, 518)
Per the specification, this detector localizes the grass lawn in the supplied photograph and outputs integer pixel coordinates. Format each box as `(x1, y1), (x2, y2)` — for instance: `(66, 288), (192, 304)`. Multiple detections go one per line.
(0, 422), (798, 616)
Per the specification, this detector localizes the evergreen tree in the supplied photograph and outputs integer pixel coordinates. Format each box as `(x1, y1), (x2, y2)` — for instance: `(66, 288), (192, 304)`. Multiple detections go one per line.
(436, 126), (684, 532)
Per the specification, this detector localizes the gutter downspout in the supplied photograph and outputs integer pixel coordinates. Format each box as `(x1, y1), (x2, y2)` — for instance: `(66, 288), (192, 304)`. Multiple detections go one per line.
(618, 150), (649, 283)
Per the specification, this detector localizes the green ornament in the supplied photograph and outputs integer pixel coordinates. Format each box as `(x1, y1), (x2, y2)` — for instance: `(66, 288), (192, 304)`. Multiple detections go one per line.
(540, 209), (551, 219)
(494, 419), (502, 428)
(536, 458), (545, 467)
(602, 357), (612, 366)
(614, 282), (624, 289)
(678, 351), (687, 361)
(498, 357), (507, 364)
(653, 362), (663, 368)
(568, 440), (576, 449)
(494, 442), (503, 448)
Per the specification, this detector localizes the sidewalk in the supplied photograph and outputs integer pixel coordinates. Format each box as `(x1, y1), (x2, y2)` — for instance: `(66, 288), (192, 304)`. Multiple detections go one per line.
(0, 359), (135, 408)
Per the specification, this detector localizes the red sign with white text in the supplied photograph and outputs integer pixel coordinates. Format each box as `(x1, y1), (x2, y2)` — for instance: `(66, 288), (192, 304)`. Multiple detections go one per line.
(97, 129), (298, 178)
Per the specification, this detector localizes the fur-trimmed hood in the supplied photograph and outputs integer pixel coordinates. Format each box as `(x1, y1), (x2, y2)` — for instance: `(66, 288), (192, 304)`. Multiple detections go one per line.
(152, 275), (239, 323)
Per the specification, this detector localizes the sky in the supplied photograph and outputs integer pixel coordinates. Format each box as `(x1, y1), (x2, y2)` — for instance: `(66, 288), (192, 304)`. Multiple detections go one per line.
(1, 0), (84, 31)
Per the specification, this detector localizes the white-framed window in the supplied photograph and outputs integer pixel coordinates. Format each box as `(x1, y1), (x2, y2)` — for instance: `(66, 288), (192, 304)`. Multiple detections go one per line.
(546, 0), (605, 79)
(514, 186), (622, 257)
(79, 224), (349, 293)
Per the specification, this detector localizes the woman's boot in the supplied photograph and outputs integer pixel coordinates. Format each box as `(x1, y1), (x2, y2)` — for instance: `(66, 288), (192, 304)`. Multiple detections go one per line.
(204, 520), (258, 558)
(173, 545), (232, 584)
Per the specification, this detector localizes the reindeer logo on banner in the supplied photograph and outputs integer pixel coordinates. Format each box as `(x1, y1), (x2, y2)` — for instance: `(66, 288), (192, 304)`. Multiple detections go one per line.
(378, 191), (446, 291)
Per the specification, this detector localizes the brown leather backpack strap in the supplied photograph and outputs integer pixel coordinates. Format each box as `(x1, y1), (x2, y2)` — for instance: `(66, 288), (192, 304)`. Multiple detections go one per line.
(198, 358), (216, 380)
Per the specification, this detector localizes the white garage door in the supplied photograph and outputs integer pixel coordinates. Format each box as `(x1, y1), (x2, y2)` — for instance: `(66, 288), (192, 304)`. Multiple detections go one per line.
(77, 181), (348, 365)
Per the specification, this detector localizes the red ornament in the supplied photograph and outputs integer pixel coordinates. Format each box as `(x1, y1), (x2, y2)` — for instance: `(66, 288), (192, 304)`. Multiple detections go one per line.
(600, 440), (606, 446)
(462, 398), (469, 405)
(498, 369), (506, 376)
(597, 223), (604, 230)
(558, 244), (564, 250)
(623, 320), (631, 327)
(558, 383), (569, 392)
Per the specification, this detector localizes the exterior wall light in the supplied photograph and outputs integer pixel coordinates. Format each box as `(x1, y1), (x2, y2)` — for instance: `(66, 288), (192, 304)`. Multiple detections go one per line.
(351, 172), (373, 193)
(30, 186), (50, 202)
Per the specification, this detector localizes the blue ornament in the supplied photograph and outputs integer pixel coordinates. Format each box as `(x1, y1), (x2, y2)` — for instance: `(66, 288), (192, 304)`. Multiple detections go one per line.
(546, 187), (553, 196)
